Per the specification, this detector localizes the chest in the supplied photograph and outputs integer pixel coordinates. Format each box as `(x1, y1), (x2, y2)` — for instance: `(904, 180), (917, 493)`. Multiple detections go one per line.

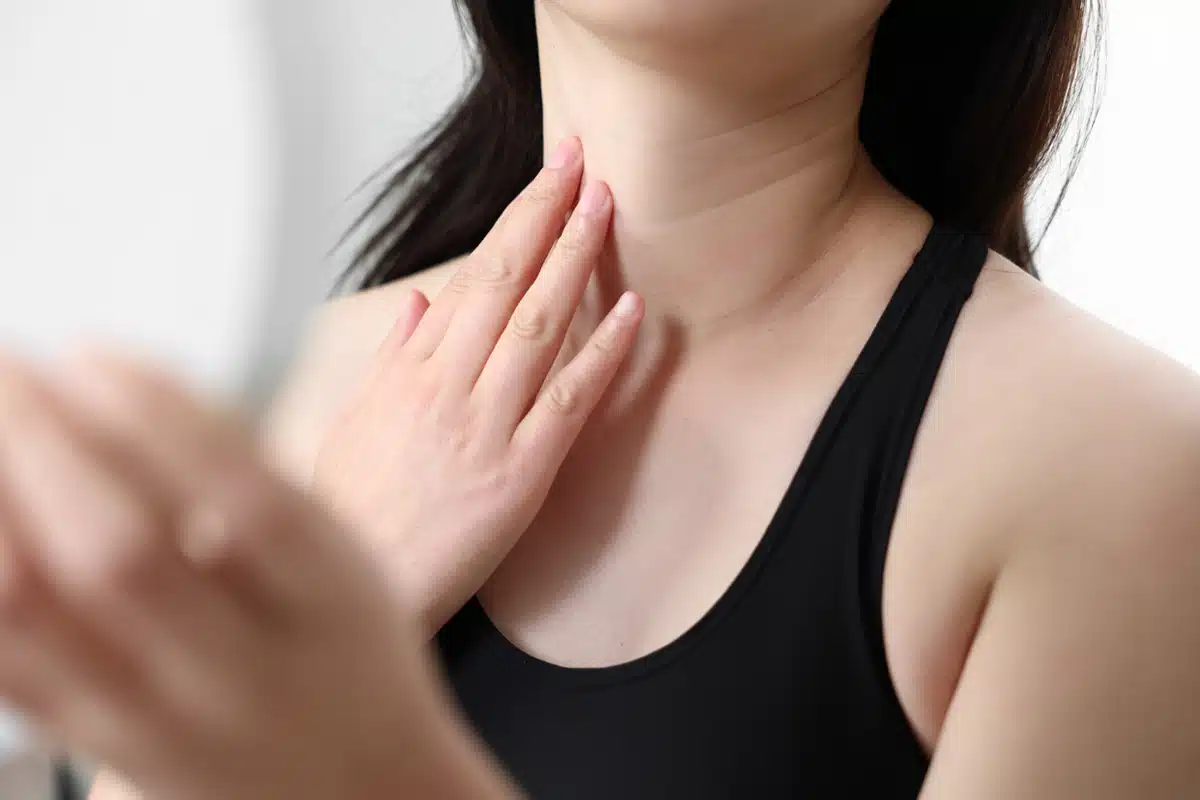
(477, 377), (994, 754)
(448, 397), (959, 798)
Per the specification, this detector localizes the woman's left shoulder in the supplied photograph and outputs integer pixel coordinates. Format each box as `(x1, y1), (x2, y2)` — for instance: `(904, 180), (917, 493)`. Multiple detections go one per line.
(949, 248), (1200, 548)
(904, 254), (1200, 796)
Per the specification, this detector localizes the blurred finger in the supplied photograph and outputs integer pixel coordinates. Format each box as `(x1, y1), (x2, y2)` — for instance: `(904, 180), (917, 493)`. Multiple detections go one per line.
(0, 502), (71, 717)
(0, 454), (148, 753)
(0, 358), (177, 598)
(0, 359), (253, 707)
(45, 353), (325, 625)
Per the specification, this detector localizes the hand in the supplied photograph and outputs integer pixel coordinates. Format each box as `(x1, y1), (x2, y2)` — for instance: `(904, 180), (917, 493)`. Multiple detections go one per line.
(313, 137), (643, 633)
(0, 354), (516, 800)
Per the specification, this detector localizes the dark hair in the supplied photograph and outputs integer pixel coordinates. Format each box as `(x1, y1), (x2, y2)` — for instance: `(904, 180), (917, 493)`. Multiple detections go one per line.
(345, 1), (1103, 289)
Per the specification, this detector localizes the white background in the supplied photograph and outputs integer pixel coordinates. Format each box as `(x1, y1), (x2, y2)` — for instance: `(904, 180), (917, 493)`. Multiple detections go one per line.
(0, 1), (467, 394)
(1035, 2), (1200, 367)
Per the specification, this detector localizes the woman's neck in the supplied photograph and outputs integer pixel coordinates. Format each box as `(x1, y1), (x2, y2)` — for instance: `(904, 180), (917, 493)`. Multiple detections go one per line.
(535, 3), (914, 341)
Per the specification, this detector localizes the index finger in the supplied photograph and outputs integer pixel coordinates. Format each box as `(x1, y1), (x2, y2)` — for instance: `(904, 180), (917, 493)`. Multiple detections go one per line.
(403, 137), (585, 363)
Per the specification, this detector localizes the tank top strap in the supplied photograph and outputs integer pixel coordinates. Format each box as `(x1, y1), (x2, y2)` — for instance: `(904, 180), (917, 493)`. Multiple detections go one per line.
(855, 222), (991, 692)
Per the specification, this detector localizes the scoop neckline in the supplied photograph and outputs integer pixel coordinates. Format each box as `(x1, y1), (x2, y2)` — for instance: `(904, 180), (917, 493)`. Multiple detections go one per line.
(463, 221), (955, 690)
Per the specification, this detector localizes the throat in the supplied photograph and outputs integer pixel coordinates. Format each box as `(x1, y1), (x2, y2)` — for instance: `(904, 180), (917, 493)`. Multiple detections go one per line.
(535, 0), (906, 341)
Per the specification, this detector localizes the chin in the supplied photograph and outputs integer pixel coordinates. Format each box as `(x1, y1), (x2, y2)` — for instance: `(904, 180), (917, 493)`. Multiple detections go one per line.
(541, 0), (774, 44)
(538, 0), (889, 55)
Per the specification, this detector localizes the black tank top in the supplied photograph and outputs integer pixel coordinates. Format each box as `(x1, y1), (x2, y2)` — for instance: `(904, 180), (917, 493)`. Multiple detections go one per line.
(437, 223), (990, 798)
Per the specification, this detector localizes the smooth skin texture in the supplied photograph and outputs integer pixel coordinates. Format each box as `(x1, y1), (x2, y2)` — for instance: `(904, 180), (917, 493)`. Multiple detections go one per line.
(100, 0), (1200, 796)
(313, 138), (643, 637)
(0, 354), (516, 800)
(8, 140), (641, 797)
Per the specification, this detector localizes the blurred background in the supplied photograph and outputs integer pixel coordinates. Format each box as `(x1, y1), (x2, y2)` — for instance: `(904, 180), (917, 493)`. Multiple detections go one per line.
(0, 0), (1198, 793)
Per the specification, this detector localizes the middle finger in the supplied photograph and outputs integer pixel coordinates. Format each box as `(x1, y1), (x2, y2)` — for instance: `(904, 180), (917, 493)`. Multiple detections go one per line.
(419, 137), (585, 392)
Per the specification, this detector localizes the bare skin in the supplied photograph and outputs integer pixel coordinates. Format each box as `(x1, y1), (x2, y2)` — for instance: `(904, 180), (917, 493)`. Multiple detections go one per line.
(93, 0), (1200, 795)
(266, 228), (1200, 800)
(92, 200), (1200, 800)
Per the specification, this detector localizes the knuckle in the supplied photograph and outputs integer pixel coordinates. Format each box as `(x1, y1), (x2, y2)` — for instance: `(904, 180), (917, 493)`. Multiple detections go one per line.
(590, 328), (621, 359)
(0, 552), (40, 625)
(470, 464), (518, 505)
(219, 477), (289, 550)
(178, 504), (234, 570)
(81, 514), (162, 597)
(407, 371), (442, 413)
(444, 267), (473, 296)
(475, 257), (517, 289)
(508, 306), (550, 342)
(544, 379), (579, 417)
(454, 256), (517, 293)
(520, 178), (561, 210)
(553, 226), (590, 260)
(432, 401), (487, 457)
(408, 368), (454, 417)
(441, 421), (475, 456)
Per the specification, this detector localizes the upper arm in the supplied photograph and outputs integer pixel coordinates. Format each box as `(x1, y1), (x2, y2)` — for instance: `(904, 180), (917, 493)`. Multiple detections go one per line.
(920, 393), (1200, 798)
(259, 299), (366, 487)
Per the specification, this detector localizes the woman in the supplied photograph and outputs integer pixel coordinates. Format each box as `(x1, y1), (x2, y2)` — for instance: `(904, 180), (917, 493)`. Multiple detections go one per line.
(2, 0), (1196, 797)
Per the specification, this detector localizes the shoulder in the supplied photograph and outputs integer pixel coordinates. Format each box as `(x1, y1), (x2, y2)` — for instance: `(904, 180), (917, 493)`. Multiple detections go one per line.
(909, 251), (1200, 796)
(262, 258), (464, 484)
(887, 247), (1200, 743)
(949, 251), (1200, 545)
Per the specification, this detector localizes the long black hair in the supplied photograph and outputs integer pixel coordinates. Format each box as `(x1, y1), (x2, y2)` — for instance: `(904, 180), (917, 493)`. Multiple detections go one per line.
(345, 1), (1102, 289)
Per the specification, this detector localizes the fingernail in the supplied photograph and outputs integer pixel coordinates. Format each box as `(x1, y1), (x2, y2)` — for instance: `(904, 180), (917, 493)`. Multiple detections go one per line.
(615, 292), (641, 317)
(577, 180), (610, 215)
(547, 137), (581, 170)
